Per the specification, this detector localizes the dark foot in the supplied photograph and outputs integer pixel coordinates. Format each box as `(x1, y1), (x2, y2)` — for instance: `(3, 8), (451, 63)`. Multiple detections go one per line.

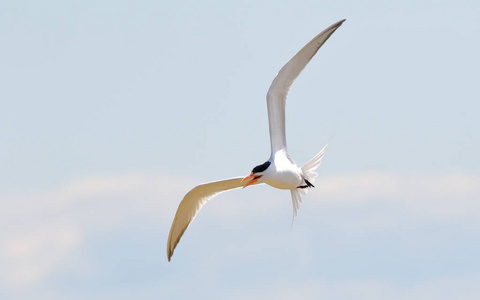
(305, 179), (315, 188)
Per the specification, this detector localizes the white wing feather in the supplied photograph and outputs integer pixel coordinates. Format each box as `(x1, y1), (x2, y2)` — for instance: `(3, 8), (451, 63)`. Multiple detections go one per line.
(266, 19), (345, 154)
(167, 177), (248, 261)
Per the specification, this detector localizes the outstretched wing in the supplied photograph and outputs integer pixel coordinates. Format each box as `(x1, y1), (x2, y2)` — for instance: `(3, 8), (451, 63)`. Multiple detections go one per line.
(266, 19), (345, 154)
(167, 177), (247, 261)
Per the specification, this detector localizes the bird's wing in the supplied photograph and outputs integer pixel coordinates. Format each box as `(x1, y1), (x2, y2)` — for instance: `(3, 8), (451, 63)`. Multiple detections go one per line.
(266, 19), (345, 154)
(167, 177), (249, 261)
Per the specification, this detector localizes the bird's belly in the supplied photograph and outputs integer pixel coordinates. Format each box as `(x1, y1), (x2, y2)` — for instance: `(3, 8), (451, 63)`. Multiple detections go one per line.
(264, 171), (302, 190)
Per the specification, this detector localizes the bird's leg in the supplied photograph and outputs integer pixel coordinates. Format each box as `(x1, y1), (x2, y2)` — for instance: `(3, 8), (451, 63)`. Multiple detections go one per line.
(305, 179), (315, 188)
(297, 178), (315, 189)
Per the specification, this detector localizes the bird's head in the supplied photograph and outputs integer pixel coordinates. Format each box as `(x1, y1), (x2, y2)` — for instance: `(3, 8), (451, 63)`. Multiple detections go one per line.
(241, 161), (271, 188)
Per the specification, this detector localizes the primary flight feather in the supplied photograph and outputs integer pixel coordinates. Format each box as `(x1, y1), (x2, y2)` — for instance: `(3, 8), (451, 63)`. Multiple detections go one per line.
(167, 19), (346, 261)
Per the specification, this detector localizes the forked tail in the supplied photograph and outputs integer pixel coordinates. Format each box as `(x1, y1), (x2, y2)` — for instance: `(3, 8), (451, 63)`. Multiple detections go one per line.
(290, 143), (329, 225)
(301, 143), (328, 183)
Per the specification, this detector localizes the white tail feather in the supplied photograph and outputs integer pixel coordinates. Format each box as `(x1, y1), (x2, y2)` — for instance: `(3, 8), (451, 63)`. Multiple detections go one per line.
(301, 143), (328, 183)
(290, 143), (329, 225)
(290, 188), (307, 226)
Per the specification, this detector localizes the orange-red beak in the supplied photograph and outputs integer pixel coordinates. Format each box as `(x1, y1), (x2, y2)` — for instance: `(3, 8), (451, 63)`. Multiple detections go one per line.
(241, 173), (262, 188)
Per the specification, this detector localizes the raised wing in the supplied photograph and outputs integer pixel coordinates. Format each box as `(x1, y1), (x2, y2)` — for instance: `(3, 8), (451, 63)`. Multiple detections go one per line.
(266, 19), (345, 153)
(167, 177), (247, 261)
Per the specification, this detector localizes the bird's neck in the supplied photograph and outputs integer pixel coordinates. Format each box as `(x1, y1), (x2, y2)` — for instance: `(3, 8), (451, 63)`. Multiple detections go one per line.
(270, 148), (296, 165)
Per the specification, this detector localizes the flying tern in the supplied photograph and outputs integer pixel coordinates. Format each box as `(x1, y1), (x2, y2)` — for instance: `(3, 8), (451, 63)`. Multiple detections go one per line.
(167, 19), (345, 261)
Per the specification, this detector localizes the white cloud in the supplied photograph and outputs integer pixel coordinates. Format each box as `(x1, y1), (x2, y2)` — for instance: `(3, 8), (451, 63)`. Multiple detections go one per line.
(0, 171), (479, 290)
(0, 172), (191, 289)
(314, 172), (480, 216)
(226, 274), (480, 300)
(1, 223), (82, 287)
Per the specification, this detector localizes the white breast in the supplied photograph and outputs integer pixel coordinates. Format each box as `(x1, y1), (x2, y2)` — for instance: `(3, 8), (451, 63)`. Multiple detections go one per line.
(262, 152), (303, 190)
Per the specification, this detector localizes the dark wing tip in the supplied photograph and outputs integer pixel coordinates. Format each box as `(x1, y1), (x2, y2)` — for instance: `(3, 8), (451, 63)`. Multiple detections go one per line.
(333, 19), (347, 29)
(331, 19), (347, 29)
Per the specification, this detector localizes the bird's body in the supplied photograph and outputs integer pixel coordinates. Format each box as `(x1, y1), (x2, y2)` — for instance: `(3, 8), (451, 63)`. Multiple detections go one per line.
(262, 150), (303, 190)
(167, 19), (346, 261)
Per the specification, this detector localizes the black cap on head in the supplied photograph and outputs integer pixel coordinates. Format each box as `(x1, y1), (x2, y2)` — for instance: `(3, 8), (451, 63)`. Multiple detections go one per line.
(252, 161), (271, 174)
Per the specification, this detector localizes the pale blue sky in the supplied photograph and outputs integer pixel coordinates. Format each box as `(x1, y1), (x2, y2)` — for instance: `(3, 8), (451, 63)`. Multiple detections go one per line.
(1, 0), (479, 299)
